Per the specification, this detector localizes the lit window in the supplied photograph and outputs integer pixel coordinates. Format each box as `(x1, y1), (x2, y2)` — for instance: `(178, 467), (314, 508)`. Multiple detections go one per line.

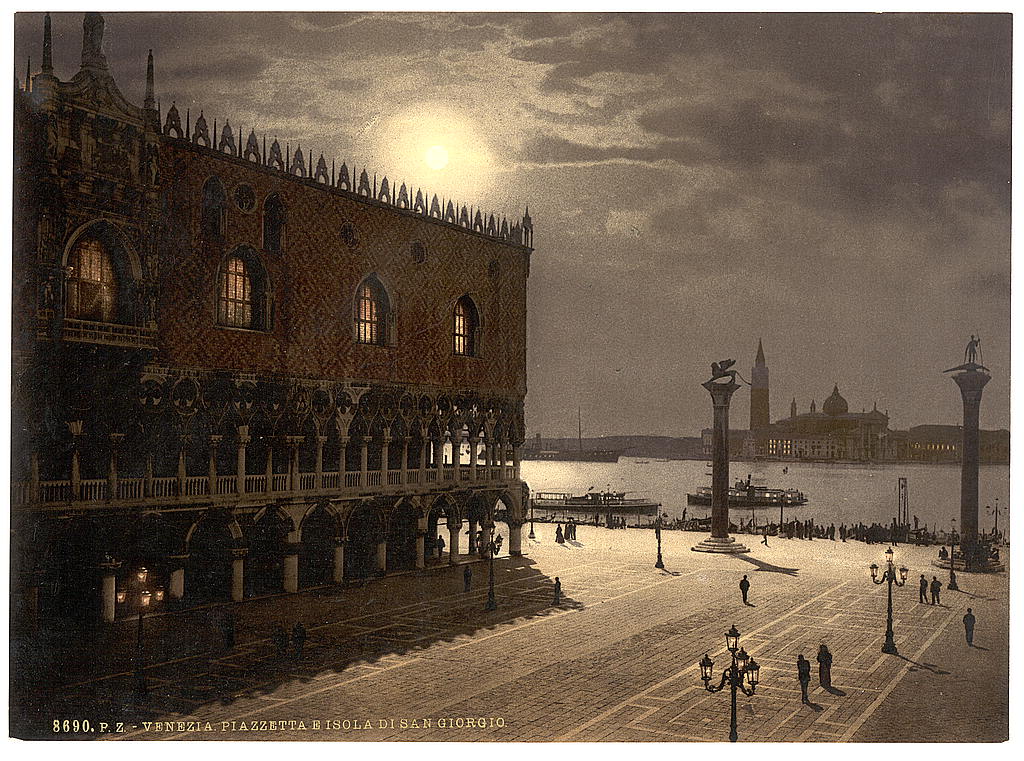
(453, 296), (478, 356)
(355, 279), (389, 346)
(218, 256), (252, 327)
(67, 238), (117, 322)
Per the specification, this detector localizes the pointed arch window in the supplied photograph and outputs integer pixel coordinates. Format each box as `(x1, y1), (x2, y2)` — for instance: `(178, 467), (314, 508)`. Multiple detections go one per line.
(67, 238), (118, 322)
(263, 193), (286, 253)
(217, 247), (271, 330)
(201, 176), (227, 241)
(355, 277), (390, 346)
(453, 296), (479, 356)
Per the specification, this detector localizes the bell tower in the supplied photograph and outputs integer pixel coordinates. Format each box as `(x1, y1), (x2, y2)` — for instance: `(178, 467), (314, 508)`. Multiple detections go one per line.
(750, 339), (770, 430)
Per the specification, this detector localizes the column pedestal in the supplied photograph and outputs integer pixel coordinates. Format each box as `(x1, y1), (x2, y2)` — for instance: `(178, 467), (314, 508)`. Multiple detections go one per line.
(283, 549), (299, 593)
(508, 521), (523, 556)
(376, 541), (387, 576)
(415, 531), (426, 570)
(448, 523), (460, 565)
(231, 552), (245, 602)
(333, 543), (345, 583)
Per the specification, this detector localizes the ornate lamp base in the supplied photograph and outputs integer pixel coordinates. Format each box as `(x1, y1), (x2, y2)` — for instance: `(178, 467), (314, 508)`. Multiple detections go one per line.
(691, 536), (751, 554)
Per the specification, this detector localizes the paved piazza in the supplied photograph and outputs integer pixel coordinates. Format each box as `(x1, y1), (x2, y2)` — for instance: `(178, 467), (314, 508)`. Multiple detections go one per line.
(14, 526), (1008, 742)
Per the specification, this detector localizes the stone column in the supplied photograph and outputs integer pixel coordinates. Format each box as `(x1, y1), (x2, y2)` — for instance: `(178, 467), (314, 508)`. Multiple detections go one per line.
(360, 440), (369, 484)
(333, 541), (345, 583)
(415, 527), (426, 570)
(30, 451), (40, 504)
(236, 426), (249, 496)
(108, 433), (124, 500)
(376, 540), (387, 575)
(168, 558), (186, 601)
(420, 439), (429, 481)
(380, 432), (391, 481)
(208, 435), (222, 495)
(433, 438), (444, 470)
(512, 445), (522, 480)
(693, 378), (749, 554)
(338, 436), (349, 483)
(508, 519), (524, 556)
(283, 532), (300, 593)
(231, 550), (246, 602)
(469, 436), (480, 481)
(100, 561), (119, 623)
(177, 444), (187, 497)
(144, 453), (154, 498)
(468, 519), (478, 553)
(448, 520), (460, 565)
(400, 437), (410, 484)
(951, 366), (991, 568)
(69, 421), (83, 500)
(315, 435), (326, 489)
(286, 436), (302, 492)
(264, 444), (274, 494)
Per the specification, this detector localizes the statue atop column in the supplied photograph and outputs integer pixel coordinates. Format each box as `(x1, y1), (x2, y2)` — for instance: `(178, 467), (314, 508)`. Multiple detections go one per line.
(964, 335), (981, 365)
(81, 12), (108, 69)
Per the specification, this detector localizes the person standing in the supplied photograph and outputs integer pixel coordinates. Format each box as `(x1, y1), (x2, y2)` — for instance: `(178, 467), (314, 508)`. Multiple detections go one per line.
(797, 654), (811, 704)
(816, 644), (833, 689)
(739, 575), (751, 605)
(963, 608), (976, 646)
(761, 527), (769, 547)
(555, 523), (565, 544)
(436, 533), (446, 560)
(292, 622), (306, 660)
(930, 575), (942, 605)
(463, 564), (472, 592)
(553, 577), (562, 605)
(919, 574), (928, 604)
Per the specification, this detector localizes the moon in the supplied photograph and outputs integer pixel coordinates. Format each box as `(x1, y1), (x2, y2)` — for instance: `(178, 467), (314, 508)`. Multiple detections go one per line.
(425, 145), (450, 171)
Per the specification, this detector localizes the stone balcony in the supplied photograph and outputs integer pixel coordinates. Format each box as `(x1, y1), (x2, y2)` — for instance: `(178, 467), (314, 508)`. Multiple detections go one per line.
(11, 464), (520, 511)
(36, 312), (158, 350)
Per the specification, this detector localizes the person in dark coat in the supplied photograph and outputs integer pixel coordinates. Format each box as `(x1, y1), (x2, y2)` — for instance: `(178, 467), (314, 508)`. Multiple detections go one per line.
(436, 533), (445, 560)
(919, 574), (928, 604)
(797, 654), (811, 704)
(273, 624), (289, 658)
(553, 577), (562, 605)
(739, 575), (751, 605)
(930, 575), (942, 605)
(963, 608), (976, 646)
(555, 523), (565, 544)
(292, 622), (306, 659)
(816, 644), (833, 689)
(463, 564), (472, 592)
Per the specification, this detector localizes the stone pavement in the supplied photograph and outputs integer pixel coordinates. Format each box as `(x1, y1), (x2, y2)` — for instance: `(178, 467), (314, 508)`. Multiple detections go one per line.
(12, 526), (1008, 742)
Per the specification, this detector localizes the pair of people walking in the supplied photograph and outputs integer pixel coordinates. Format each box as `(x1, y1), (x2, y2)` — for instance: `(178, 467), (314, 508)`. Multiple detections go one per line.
(796, 644), (834, 703)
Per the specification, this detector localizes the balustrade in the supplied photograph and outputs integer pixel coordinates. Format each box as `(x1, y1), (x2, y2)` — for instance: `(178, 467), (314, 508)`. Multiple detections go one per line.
(299, 473), (316, 490)
(387, 470), (403, 485)
(81, 478), (108, 501)
(366, 471), (383, 487)
(321, 471), (341, 489)
(216, 475), (236, 495)
(344, 472), (362, 487)
(272, 474), (289, 491)
(245, 474), (266, 493)
(118, 479), (143, 500)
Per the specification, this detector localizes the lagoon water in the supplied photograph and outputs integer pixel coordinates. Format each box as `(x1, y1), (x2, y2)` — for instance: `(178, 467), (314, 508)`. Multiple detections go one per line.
(520, 457), (1010, 533)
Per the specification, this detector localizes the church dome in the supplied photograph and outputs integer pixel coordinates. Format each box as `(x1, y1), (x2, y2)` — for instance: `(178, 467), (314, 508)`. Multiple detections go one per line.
(822, 385), (848, 416)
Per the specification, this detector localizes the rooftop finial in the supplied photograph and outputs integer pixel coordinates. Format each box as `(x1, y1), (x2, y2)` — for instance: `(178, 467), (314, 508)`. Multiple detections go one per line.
(42, 14), (53, 73)
(144, 49), (155, 109)
(81, 12), (108, 70)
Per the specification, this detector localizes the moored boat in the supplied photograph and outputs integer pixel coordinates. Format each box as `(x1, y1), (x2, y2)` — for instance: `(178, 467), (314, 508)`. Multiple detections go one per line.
(687, 476), (807, 508)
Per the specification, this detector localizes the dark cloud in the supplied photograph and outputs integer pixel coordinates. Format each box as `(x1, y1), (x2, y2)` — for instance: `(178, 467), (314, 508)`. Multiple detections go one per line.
(518, 134), (703, 166)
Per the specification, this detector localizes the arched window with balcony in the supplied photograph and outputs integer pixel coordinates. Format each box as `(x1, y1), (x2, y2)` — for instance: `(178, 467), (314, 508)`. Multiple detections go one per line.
(217, 247), (270, 330)
(66, 237), (118, 322)
(263, 193), (286, 253)
(201, 176), (227, 241)
(453, 295), (479, 356)
(354, 276), (391, 346)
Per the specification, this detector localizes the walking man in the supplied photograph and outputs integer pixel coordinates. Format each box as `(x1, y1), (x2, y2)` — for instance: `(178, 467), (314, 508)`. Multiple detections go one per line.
(436, 533), (445, 560)
(761, 527), (769, 547)
(463, 564), (472, 592)
(919, 574), (928, 604)
(739, 574), (751, 605)
(963, 608), (976, 646)
(797, 654), (811, 704)
(930, 575), (942, 605)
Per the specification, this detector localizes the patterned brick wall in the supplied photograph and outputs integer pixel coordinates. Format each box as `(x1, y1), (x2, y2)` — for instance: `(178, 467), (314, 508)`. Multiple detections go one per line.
(156, 142), (530, 397)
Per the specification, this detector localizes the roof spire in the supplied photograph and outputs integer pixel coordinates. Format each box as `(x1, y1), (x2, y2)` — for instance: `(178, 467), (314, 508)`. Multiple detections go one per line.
(81, 12), (108, 70)
(42, 14), (53, 73)
(144, 49), (155, 109)
(755, 338), (765, 365)
(24, 56), (30, 91)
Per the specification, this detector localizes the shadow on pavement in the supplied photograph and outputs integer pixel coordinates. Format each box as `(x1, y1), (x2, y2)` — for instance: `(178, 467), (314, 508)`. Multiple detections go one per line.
(897, 654), (950, 675)
(10, 555), (574, 739)
(737, 555), (800, 576)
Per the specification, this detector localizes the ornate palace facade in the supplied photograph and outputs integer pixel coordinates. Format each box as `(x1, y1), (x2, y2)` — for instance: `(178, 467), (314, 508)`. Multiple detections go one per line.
(12, 14), (534, 630)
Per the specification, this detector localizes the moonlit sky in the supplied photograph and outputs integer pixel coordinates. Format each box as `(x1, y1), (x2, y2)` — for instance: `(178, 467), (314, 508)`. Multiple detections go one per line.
(14, 11), (1011, 436)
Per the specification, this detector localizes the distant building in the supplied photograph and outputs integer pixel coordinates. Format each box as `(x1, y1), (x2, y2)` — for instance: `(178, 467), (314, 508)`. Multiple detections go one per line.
(749, 338), (769, 431)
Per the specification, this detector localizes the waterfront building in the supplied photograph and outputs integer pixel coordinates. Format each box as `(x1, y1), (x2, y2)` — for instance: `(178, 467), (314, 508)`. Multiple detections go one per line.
(12, 14), (533, 629)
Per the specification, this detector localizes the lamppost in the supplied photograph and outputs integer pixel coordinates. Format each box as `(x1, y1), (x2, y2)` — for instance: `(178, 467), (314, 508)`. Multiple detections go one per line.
(528, 494), (536, 540)
(654, 516), (664, 569)
(699, 624), (760, 743)
(986, 498), (1004, 541)
(484, 526), (502, 611)
(869, 547), (908, 655)
(947, 518), (959, 590)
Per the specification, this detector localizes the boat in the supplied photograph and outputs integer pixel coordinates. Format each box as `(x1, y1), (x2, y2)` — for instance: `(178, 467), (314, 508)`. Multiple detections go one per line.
(522, 408), (623, 463)
(687, 475), (807, 508)
(635, 459), (650, 464)
(531, 490), (661, 516)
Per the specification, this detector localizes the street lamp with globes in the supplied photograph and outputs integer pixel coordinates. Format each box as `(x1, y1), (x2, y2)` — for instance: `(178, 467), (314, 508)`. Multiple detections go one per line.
(869, 547), (908, 655)
(698, 624), (760, 742)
